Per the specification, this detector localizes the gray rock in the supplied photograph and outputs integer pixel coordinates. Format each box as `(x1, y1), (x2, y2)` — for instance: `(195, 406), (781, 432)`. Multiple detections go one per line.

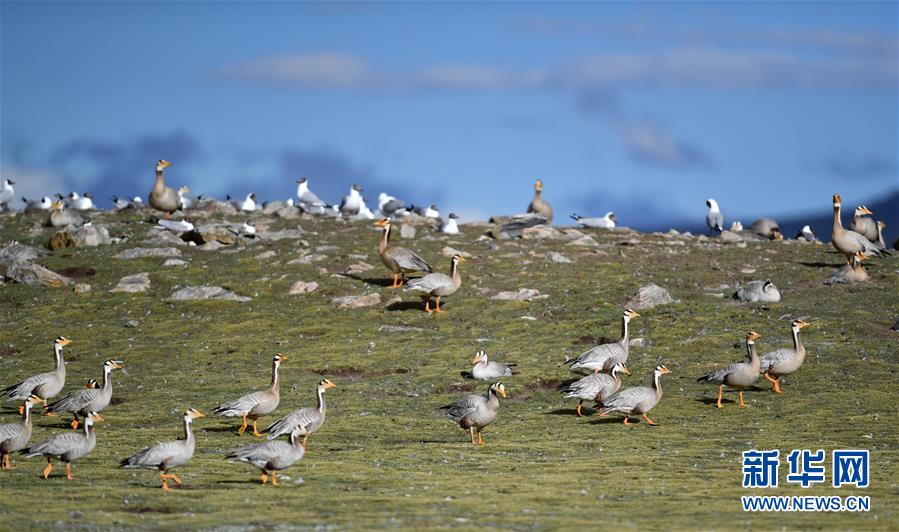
(0, 242), (45, 262)
(256, 250), (277, 260)
(197, 241), (225, 251)
(378, 324), (426, 333)
(124, 320), (140, 328)
(111, 272), (151, 293)
(163, 258), (188, 266)
(167, 286), (251, 302)
(288, 281), (319, 295)
(2, 260), (71, 287)
(114, 247), (181, 260)
(332, 293), (382, 309)
(289, 254), (327, 265)
(626, 284), (674, 309)
(546, 252), (572, 263)
(399, 224), (416, 239)
(74, 283), (91, 293)
(521, 225), (563, 240)
(491, 288), (548, 301)
(566, 235), (599, 247)
(262, 227), (306, 241)
(343, 262), (374, 275)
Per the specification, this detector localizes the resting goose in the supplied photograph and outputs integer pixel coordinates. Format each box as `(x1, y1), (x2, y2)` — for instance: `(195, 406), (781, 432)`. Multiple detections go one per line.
(848, 205), (878, 242)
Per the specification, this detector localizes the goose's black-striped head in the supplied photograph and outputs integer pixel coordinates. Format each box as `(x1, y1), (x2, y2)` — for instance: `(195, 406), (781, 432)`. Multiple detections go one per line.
(611, 363), (630, 376)
(84, 379), (99, 389)
(274, 353), (288, 365)
(746, 331), (762, 342)
(184, 408), (204, 420)
(85, 412), (103, 425)
(55, 336), (72, 347)
(471, 350), (488, 365)
(792, 319), (810, 330)
(832, 194), (842, 207)
(655, 365), (671, 375)
(319, 379), (337, 390)
(490, 382), (507, 398)
(623, 309), (640, 320)
(534, 179), (543, 192)
(104, 360), (124, 370)
(156, 159), (171, 172)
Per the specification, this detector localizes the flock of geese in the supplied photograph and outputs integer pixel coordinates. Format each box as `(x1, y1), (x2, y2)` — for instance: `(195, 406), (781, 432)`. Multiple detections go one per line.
(0, 162), (893, 490)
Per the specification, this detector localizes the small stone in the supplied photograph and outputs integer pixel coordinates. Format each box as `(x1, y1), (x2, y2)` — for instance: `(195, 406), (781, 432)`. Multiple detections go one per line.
(124, 320), (140, 328)
(114, 247), (181, 260)
(521, 225), (563, 240)
(197, 241), (225, 251)
(289, 254), (327, 265)
(491, 288), (548, 301)
(378, 324), (425, 333)
(74, 283), (92, 293)
(163, 258), (188, 266)
(399, 224), (416, 239)
(546, 252), (572, 263)
(626, 284), (674, 309)
(344, 262), (375, 275)
(567, 235), (599, 247)
(332, 293), (382, 309)
(167, 286), (251, 302)
(256, 250), (277, 260)
(2, 261), (71, 287)
(288, 281), (319, 295)
(111, 272), (151, 293)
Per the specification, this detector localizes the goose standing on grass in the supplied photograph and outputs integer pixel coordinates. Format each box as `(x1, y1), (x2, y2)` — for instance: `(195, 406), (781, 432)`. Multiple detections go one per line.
(47, 200), (84, 227)
(706, 199), (723, 234)
(831, 195), (885, 262)
(560, 362), (629, 417)
(571, 212), (616, 229)
(229, 425), (306, 485)
(0, 396), (40, 469)
(149, 159), (179, 216)
(295, 177), (327, 214)
(698, 332), (762, 409)
(527, 180), (553, 222)
(848, 205), (878, 242)
(22, 196), (53, 213)
(264, 379), (336, 449)
(374, 218), (433, 287)
(404, 254), (466, 313)
(0, 179), (14, 210)
(442, 382), (507, 445)
(470, 351), (515, 380)
(440, 213), (460, 234)
(47, 360), (124, 429)
(2, 336), (71, 409)
(599, 365), (671, 425)
(759, 320), (809, 394)
(339, 184), (365, 217)
(567, 310), (640, 373)
(213, 354), (287, 436)
(120, 409), (204, 491)
(24, 412), (101, 480)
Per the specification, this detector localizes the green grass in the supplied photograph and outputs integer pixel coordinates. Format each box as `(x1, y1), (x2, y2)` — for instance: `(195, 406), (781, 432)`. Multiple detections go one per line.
(0, 211), (897, 529)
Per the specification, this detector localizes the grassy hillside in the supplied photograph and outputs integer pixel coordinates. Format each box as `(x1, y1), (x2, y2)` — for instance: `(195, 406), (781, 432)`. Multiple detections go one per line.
(0, 209), (896, 529)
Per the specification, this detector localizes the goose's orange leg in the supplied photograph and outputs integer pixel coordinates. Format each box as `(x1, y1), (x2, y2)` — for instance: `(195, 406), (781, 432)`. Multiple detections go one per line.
(270, 471), (278, 486)
(42, 459), (53, 479)
(252, 420), (262, 437)
(643, 413), (658, 426)
(434, 296), (444, 313)
(576, 400), (583, 417)
(477, 429), (485, 445)
(623, 417), (633, 425)
(469, 427), (476, 445)
(425, 300), (433, 313)
(716, 385), (724, 409)
(764, 372), (782, 394)
(237, 415), (248, 435)
(260, 472), (269, 484)
(65, 463), (73, 480)
(738, 391), (749, 408)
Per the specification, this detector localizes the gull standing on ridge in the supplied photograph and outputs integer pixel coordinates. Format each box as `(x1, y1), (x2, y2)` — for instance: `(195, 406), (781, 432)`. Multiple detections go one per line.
(295, 177), (327, 214)
(410, 203), (440, 219)
(440, 213), (460, 234)
(70, 193), (95, 211)
(229, 193), (257, 212)
(22, 196), (53, 213)
(527, 180), (553, 222)
(0, 179), (16, 210)
(571, 212), (616, 229)
(795, 225), (818, 242)
(378, 192), (408, 218)
(339, 184), (365, 217)
(706, 199), (723, 234)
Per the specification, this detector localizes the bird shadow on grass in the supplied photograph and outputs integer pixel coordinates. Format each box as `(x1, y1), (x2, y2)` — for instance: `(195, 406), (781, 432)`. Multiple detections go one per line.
(203, 426), (248, 434)
(343, 273), (395, 288)
(798, 261), (839, 269)
(385, 301), (423, 312)
(544, 408), (581, 416)
(588, 416), (628, 425)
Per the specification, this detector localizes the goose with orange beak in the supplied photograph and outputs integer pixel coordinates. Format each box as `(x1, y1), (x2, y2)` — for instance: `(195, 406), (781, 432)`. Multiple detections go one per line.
(374, 218), (433, 288)
(698, 332), (761, 409)
(404, 254), (466, 313)
(121, 409), (204, 490)
(527, 179), (553, 222)
(2, 337), (71, 411)
(831, 195), (884, 263)
(441, 382), (507, 445)
(149, 159), (180, 216)
(600, 365), (671, 425)
(759, 320), (810, 394)
(213, 354), (287, 436)
(24, 412), (102, 480)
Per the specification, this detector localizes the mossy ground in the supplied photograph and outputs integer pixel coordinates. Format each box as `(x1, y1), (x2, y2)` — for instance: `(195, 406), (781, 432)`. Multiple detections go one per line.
(0, 211), (897, 529)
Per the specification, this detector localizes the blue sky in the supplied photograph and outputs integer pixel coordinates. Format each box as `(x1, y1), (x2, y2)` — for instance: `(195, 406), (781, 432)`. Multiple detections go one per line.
(2, 1), (896, 230)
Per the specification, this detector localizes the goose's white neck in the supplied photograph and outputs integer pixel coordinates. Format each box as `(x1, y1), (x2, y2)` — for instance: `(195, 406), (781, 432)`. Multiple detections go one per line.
(183, 417), (194, 442)
(316, 386), (327, 414)
(53, 342), (64, 371)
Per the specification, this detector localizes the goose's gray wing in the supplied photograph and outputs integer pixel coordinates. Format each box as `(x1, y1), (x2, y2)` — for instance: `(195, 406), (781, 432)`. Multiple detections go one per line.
(441, 394), (485, 422)
(0, 422), (23, 441)
(26, 432), (84, 457)
(47, 388), (98, 413)
(386, 247), (433, 272)
(121, 439), (187, 468)
(2, 371), (54, 400)
(602, 386), (652, 412)
(404, 273), (452, 294)
(759, 349), (792, 372)
(213, 391), (269, 416)
(264, 407), (319, 439)
(698, 362), (744, 383)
